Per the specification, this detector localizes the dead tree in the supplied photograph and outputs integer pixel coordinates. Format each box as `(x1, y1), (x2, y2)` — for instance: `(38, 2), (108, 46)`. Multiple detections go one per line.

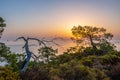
(16, 37), (46, 72)
(16, 37), (64, 72)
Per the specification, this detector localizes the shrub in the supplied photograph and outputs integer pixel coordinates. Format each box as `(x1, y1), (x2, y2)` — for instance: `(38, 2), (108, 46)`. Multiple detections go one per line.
(0, 66), (21, 80)
(108, 63), (120, 80)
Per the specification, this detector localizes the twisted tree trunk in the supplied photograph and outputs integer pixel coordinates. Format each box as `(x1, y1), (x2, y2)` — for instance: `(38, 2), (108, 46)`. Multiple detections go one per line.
(16, 37), (32, 72)
(16, 37), (61, 72)
(21, 39), (32, 72)
(89, 35), (97, 49)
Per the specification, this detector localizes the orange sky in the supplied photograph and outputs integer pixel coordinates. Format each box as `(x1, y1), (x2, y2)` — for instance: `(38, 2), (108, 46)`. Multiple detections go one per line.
(0, 0), (120, 40)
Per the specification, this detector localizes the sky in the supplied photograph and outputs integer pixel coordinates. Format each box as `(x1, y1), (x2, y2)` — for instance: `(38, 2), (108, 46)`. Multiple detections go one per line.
(0, 0), (120, 41)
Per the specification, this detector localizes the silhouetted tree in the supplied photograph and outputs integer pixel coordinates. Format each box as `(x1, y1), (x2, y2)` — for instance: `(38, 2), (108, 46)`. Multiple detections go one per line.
(16, 37), (60, 72)
(71, 25), (113, 50)
(0, 17), (6, 39)
(0, 17), (8, 63)
(16, 37), (47, 72)
(38, 46), (57, 63)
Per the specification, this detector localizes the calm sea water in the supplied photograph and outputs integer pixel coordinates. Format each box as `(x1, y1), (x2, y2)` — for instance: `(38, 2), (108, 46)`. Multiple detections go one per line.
(2, 39), (120, 54)
(0, 39), (120, 66)
(2, 39), (75, 54)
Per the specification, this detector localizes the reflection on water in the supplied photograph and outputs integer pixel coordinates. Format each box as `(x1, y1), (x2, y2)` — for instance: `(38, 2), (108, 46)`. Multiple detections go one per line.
(2, 39), (75, 54)
(2, 39), (120, 54)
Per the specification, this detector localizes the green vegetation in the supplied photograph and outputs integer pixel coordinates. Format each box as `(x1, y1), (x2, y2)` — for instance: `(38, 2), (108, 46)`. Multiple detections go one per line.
(0, 17), (120, 80)
(0, 66), (21, 80)
(0, 17), (6, 38)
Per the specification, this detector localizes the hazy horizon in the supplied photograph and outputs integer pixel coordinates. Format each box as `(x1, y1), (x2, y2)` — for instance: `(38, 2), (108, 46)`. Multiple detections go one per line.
(0, 0), (120, 41)
(0, 0), (120, 54)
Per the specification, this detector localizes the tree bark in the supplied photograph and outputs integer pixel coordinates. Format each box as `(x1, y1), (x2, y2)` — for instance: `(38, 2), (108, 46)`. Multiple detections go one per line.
(16, 37), (32, 72)
(21, 39), (32, 72)
(89, 35), (97, 49)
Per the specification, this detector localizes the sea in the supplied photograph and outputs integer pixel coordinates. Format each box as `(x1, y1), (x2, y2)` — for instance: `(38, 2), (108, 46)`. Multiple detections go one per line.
(1, 38), (76, 54)
(1, 39), (120, 54)
(0, 38), (120, 66)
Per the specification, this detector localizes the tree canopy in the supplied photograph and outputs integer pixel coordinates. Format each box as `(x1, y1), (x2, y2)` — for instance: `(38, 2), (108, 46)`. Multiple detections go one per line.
(71, 25), (113, 49)
(0, 17), (6, 38)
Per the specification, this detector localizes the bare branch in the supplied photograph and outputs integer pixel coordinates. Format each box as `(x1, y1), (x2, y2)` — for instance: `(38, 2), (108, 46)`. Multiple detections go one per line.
(28, 37), (46, 46)
(16, 37), (26, 41)
(15, 36), (63, 71)
(31, 53), (40, 62)
(41, 37), (65, 47)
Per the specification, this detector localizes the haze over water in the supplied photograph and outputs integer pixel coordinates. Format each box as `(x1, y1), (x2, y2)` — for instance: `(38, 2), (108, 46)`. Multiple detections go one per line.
(0, 0), (120, 53)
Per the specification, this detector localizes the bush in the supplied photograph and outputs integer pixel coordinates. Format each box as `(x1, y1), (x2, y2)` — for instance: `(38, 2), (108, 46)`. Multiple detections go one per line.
(108, 63), (120, 80)
(0, 66), (21, 80)
(49, 60), (109, 80)
(100, 54), (120, 65)
(20, 66), (50, 80)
